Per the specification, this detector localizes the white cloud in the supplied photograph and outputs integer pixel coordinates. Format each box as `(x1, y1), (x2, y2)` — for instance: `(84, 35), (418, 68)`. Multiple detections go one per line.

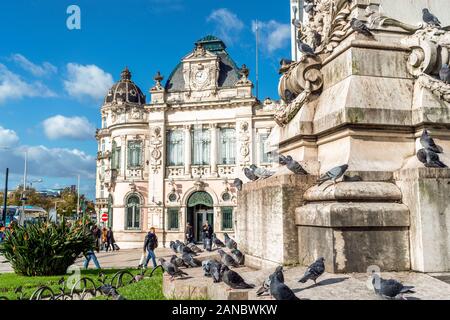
(0, 144), (96, 179)
(0, 64), (57, 104)
(252, 20), (291, 54)
(63, 63), (113, 100)
(43, 115), (96, 141)
(11, 54), (57, 77)
(0, 126), (19, 147)
(207, 8), (244, 45)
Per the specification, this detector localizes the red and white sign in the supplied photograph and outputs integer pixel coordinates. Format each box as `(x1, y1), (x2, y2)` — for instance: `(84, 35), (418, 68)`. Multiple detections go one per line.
(101, 213), (108, 222)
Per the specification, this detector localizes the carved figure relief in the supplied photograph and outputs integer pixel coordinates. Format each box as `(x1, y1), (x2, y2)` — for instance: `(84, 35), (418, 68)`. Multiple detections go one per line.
(150, 126), (163, 173)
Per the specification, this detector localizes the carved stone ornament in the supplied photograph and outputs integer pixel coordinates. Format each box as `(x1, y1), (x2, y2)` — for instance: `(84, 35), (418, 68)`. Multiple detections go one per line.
(238, 121), (250, 165)
(418, 74), (450, 102)
(275, 55), (323, 127)
(150, 126), (163, 173)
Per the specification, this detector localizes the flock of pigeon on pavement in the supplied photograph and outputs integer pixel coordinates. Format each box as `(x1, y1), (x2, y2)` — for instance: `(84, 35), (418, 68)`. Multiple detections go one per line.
(158, 234), (416, 300)
(158, 7), (448, 301)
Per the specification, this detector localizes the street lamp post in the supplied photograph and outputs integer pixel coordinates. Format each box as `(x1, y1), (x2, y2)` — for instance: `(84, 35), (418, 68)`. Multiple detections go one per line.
(2, 168), (8, 226)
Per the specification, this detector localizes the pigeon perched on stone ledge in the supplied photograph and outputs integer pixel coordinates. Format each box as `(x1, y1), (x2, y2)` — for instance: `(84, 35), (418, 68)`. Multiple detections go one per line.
(212, 233), (226, 248)
(221, 265), (255, 289)
(316, 164), (349, 186)
(244, 167), (258, 181)
(422, 8), (441, 28)
(439, 64), (450, 84)
(417, 148), (447, 168)
(233, 178), (243, 191)
(420, 129), (443, 153)
(158, 258), (188, 280)
(285, 155), (308, 175)
(256, 266), (284, 296)
(224, 232), (237, 250)
(298, 257), (325, 284)
(231, 248), (245, 265)
(350, 18), (374, 37)
(218, 249), (239, 268)
(372, 275), (415, 300)
(297, 40), (315, 56)
(250, 164), (275, 179)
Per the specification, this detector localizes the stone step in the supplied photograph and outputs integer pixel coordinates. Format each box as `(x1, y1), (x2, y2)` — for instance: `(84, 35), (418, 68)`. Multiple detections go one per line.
(304, 181), (402, 202)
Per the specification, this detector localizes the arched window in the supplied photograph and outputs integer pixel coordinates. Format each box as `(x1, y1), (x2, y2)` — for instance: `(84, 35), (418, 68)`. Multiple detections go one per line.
(126, 195), (141, 230)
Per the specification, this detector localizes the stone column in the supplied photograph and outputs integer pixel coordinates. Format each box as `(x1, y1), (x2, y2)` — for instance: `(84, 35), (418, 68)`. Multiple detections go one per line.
(120, 135), (126, 179)
(184, 125), (192, 177)
(210, 123), (218, 177)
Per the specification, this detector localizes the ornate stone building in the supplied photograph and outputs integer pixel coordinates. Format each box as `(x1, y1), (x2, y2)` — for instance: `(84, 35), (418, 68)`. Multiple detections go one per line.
(96, 36), (277, 248)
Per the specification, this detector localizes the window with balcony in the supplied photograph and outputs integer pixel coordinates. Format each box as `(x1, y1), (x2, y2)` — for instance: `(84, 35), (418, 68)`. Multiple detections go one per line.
(192, 128), (211, 165)
(127, 141), (142, 168)
(167, 130), (184, 166)
(220, 128), (236, 165)
(259, 133), (273, 164)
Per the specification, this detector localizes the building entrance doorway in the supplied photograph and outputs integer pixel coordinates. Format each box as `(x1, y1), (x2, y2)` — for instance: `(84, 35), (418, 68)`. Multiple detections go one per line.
(186, 192), (214, 242)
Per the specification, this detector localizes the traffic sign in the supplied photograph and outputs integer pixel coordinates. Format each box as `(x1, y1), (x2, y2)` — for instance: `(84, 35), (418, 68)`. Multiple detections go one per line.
(101, 213), (108, 222)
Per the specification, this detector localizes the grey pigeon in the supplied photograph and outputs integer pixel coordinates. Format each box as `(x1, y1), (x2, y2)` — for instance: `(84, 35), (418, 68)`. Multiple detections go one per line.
(182, 252), (201, 268)
(351, 18), (374, 37)
(298, 257), (325, 284)
(256, 265), (284, 296)
(221, 265), (255, 289)
(312, 30), (322, 50)
(170, 254), (188, 268)
(202, 260), (213, 277)
(218, 249), (239, 268)
(230, 248), (245, 265)
(250, 164), (275, 179)
(422, 8), (441, 28)
(224, 232), (237, 250)
(210, 261), (223, 283)
(439, 64), (450, 84)
(297, 40), (315, 55)
(304, 3), (315, 14)
(417, 148), (447, 168)
(317, 164), (349, 186)
(233, 178), (243, 191)
(285, 155), (308, 175)
(212, 233), (225, 248)
(244, 167), (258, 181)
(158, 258), (188, 280)
(186, 242), (203, 253)
(292, 18), (302, 29)
(169, 241), (178, 254)
(269, 273), (300, 300)
(372, 275), (415, 300)
(420, 129), (443, 153)
(178, 242), (197, 255)
(279, 154), (289, 166)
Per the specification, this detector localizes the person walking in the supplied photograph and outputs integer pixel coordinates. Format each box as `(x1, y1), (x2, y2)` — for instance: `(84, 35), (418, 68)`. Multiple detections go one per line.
(92, 225), (101, 253)
(142, 227), (158, 269)
(101, 227), (107, 251)
(202, 220), (213, 251)
(185, 222), (194, 244)
(106, 227), (115, 252)
(83, 225), (101, 269)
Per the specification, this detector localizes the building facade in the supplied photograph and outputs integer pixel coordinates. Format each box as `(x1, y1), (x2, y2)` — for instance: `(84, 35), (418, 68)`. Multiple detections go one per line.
(96, 36), (277, 248)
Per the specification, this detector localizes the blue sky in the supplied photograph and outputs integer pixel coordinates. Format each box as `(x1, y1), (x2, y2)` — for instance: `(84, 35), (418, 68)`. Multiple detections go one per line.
(0, 0), (291, 199)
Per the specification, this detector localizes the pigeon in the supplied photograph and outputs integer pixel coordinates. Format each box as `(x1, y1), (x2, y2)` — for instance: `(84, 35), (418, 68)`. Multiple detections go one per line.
(218, 249), (239, 268)
(420, 129), (443, 153)
(212, 233), (226, 248)
(186, 242), (203, 253)
(179, 243), (197, 256)
(269, 273), (300, 300)
(285, 156), (308, 175)
(284, 89), (297, 103)
(159, 258), (188, 280)
(279, 59), (294, 74)
(204, 237), (213, 251)
(312, 30), (322, 50)
(350, 18), (374, 37)
(316, 164), (349, 186)
(182, 252), (201, 268)
(297, 40), (315, 56)
(256, 266), (284, 296)
(230, 248), (245, 265)
(210, 261), (223, 283)
(244, 167), (258, 181)
(279, 154), (289, 166)
(98, 284), (125, 300)
(221, 265), (255, 289)
(440, 64), (450, 84)
(169, 241), (178, 254)
(233, 178), (243, 191)
(250, 164), (275, 179)
(422, 8), (441, 28)
(304, 3), (315, 14)
(202, 260), (214, 277)
(224, 232), (237, 250)
(372, 275), (415, 300)
(170, 254), (188, 268)
(292, 18), (302, 29)
(298, 257), (325, 284)
(417, 148), (447, 168)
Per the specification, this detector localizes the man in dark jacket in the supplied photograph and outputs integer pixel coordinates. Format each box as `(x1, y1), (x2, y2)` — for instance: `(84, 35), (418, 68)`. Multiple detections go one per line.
(185, 222), (194, 244)
(92, 225), (101, 253)
(143, 227), (158, 268)
(106, 227), (116, 252)
(202, 220), (213, 250)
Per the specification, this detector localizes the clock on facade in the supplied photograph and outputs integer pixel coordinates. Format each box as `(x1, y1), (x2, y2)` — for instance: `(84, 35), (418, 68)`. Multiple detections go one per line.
(194, 70), (208, 84)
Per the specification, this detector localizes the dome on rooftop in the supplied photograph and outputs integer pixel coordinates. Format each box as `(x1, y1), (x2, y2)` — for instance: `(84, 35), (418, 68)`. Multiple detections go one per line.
(104, 67), (146, 105)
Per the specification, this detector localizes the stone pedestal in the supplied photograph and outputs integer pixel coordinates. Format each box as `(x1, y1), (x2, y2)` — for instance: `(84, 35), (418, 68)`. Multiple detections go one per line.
(395, 168), (450, 272)
(236, 173), (316, 269)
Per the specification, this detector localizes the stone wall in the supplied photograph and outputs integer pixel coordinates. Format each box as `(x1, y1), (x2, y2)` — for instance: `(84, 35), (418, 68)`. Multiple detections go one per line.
(236, 173), (316, 268)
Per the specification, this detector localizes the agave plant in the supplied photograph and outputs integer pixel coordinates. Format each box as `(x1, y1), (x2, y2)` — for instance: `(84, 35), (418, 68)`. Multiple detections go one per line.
(0, 217), (94, 276)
